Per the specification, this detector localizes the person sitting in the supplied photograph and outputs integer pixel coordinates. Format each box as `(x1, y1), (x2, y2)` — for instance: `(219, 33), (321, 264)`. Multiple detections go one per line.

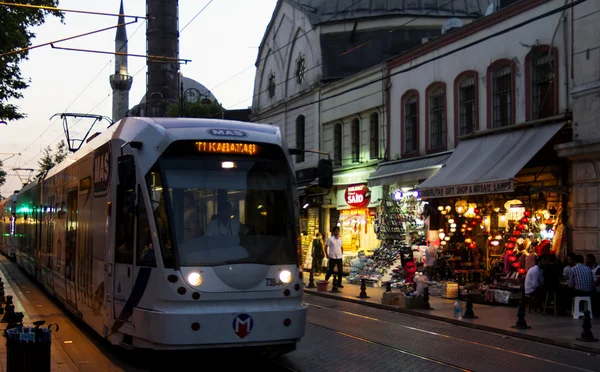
(525, 256), (544, 296)
(569, 254), (595, 296)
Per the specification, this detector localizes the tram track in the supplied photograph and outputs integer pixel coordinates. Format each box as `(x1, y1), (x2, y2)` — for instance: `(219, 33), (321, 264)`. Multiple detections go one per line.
(306, 302), (599, 372)
(306, 321), (471, 371)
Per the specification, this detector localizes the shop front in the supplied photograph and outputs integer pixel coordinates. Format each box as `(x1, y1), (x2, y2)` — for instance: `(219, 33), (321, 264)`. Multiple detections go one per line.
(343, 152), (451, 287)
(416, 121), (571, 304)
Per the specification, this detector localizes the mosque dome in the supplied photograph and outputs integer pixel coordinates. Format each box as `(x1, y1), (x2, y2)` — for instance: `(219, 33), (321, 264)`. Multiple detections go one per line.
(290, 0), (489, 24)
(138, 76), (218, 105)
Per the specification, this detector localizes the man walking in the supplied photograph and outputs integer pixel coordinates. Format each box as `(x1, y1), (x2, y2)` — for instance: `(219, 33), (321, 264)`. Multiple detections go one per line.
(325, 227), (344, 288)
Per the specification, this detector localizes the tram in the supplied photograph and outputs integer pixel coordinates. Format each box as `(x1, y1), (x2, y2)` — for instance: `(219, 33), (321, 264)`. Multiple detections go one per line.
(10, 117), (332, 355)
(0, 193), (16, 258)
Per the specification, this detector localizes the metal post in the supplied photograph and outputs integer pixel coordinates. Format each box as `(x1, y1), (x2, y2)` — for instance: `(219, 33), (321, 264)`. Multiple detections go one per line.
(306, 269), (316, 288)
(330, 274), (340, 293)
(385, 281), (391, 293)
(463, 294), (478, 318)
(358, 278), (369, 299)
(577, 310), (598, 342)
(422, 287), (433, 310)
(512, 300), (531, 329)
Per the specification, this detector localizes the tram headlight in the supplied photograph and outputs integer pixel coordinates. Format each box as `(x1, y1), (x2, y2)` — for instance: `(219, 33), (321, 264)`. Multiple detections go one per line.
(187, 272), (202, 286)
(279, 270), (292, 284)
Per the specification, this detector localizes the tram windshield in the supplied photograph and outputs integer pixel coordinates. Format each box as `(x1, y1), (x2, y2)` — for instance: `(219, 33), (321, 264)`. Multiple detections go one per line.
(146, 143), (298, 268)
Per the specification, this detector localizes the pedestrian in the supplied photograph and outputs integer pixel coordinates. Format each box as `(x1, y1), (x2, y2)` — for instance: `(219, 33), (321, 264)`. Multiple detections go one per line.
(325, 226), (344, 288)
(311, 232), (325, 274)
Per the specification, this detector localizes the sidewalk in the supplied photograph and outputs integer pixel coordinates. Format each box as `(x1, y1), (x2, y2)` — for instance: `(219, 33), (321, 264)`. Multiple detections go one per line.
(303, 272), (600, 355)
(0, 263), (77, 372)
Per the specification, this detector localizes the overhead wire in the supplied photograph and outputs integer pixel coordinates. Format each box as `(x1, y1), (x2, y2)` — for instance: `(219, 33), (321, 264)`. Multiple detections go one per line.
(208, 0), (367, 93)
(230, 0), (586, 115)
(226, 0), (462, 109)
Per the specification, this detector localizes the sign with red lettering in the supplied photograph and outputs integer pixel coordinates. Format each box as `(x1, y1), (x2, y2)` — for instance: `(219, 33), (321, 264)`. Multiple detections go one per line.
(345, 184), (371, 208)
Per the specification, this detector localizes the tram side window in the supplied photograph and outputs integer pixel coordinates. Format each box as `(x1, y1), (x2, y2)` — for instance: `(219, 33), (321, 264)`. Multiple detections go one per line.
(136, 186), (156, 267)
(115, 181), (134, 264)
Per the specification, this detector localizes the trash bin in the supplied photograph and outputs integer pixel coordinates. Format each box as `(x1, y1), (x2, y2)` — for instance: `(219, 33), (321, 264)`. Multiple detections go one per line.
(4, 320), (58, 372)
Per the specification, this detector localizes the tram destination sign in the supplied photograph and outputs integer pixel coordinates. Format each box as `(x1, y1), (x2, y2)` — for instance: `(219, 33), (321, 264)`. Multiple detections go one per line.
(195, 141), (259, 155)
(419, 180), (514, 198)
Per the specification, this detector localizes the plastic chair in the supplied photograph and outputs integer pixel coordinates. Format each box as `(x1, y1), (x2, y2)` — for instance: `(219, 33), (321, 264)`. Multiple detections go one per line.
(572, 296), (593, 319)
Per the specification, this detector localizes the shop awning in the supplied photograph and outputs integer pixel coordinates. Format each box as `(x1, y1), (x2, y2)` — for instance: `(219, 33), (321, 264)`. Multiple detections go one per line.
(417, 122), (566, 199)
(366, 152), (452, 187)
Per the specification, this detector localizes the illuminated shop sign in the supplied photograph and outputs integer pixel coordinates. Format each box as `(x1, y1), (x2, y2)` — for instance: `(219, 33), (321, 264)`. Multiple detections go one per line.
(420, 180), (514, 198)
(195, 141), (258, 155)
(345, 184), (371, 208)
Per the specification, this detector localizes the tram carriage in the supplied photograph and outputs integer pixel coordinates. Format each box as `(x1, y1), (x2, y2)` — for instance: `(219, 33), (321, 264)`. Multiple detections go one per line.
(10, 117), (332, 355)
(0, 193), (17, 258)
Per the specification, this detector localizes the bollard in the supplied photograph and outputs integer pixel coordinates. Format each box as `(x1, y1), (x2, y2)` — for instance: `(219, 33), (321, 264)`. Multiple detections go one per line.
(330, 274), (340, 293)
(422, 287), (433, 310)
(463, 295), (478, 319)
(385, 281), (392, 293)
(511, 300), (531, 329)
(6, 295), (13, 306)
(357, 278), (369, 299)
(577, 310), (598, 342)
(306, 270), (316, 288)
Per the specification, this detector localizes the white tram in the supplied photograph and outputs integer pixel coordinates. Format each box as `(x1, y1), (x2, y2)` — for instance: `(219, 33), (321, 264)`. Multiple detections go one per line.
(0, 193), (17, 258)
(11, 117), (332, 355)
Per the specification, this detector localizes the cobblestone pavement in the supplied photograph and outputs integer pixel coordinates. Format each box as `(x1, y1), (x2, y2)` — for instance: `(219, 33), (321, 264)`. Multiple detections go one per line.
(2, 254), (599, 372)
(279, 294), (600, 372)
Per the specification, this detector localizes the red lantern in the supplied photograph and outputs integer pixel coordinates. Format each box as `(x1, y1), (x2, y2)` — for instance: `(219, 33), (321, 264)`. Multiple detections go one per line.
(509, 237), (517, 243)
(520, 217), (529, 224)
(474, 209), (480, 214)
(505, 243), (515, 249)
(513, 230), (521, 236)
(506, 250), (514, 255)
(469, 242), (476, 249)
(523, 211), (531, 217)
(471, 221), (477, 226)
(517, 224), (525, 230)
(508, 256), (517, 262)
(518, 268), (526, 274)
(512, 262), (521, 268)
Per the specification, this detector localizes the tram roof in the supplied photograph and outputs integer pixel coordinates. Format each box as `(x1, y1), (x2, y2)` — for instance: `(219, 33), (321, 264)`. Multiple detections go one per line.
(39, 117), (283, 184)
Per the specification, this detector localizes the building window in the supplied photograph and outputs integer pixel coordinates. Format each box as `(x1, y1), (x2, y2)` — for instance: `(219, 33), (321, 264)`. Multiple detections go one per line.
(351, 118), (360, 163)
(491, 64), (513, 128)
(529, 48), (556, 120)
(296, 115), (305, 163)
(457, 76), (476, 137)
(295, 55), (306, 85)
(268, 73), (276, 98)
(427, 83), (445, 150)
(334, 123), (342, 167)
(369, 112), (379, 159)
(403, 92), (419, 154)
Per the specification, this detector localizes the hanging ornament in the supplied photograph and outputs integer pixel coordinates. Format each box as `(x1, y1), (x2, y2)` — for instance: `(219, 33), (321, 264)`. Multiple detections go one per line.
(517, 224), (525, 230)
(506, 250), (514, 255)
(509, 237), (517, 243)
(508, 255), (517, 262)
(505, 242), (515, 249)
(513, 230), (521, 236)
(474, 208), (480, 214)
(512, 262), (521, 268)
(518, 268), (526, 274)
(523, 211), (531, 217)
(520, 217), (529, 224)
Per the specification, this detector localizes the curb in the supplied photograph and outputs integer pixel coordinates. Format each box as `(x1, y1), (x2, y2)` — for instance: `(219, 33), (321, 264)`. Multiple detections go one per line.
(304, 289), (600, 355)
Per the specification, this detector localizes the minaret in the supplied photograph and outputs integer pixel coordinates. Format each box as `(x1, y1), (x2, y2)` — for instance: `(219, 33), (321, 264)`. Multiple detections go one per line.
(110, 0), (132, 122)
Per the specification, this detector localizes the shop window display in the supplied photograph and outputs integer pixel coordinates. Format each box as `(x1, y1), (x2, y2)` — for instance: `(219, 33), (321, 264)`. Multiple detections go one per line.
(424, 196), (566, 305)
(346, 187), (427, 287)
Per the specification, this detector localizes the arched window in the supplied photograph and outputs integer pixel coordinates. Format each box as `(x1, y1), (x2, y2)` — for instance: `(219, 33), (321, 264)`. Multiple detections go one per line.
(334, 123), (342, 166)
(351, 118), (360, 163)
(487, 59), (515, 128)
(296, 115), (305, 163)
(402, 90), (419, 155)
(454, 71), (478, 142)
(426, 82), (446, 151)
(526, 46), (558, 120)
(369, 112), (379, 159)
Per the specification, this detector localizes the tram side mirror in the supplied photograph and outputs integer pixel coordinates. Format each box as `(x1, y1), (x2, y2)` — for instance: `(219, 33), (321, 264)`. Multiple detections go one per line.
(117, 154), (136, 192)
(318, 159), (333, 189)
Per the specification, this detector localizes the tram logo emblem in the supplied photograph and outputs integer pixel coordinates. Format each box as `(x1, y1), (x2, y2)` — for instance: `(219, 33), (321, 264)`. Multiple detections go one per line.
(232, 313), (253, 339)
(207, 128), (248, 138)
